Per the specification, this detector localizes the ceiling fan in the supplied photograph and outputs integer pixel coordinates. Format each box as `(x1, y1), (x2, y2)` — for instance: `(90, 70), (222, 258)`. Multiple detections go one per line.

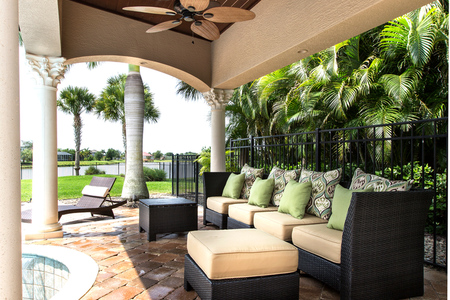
(123, 0), (256, 41)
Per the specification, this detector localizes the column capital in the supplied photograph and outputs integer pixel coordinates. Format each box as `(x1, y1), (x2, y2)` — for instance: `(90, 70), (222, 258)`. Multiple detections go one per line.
(202, 88), (234, 110)
(26, 53), (67, 88)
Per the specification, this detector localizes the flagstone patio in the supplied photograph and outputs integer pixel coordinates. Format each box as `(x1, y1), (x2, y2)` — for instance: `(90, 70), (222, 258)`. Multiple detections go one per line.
(22, 197), (447, 300)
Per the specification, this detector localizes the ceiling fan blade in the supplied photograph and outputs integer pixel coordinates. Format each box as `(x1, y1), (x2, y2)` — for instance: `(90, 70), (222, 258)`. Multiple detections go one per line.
(207, 1), (221, 9)
(146, 20), (182, 33)
(191, 20), (220, 41)
(203, 7), (256, 23)
(181, 0), (209, 12)
(123, 6), (177, 16)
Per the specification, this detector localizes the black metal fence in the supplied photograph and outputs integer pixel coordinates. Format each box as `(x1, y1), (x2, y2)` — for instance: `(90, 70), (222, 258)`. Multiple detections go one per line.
(228, 118), (447, 268)
(172, 155), (202, 204)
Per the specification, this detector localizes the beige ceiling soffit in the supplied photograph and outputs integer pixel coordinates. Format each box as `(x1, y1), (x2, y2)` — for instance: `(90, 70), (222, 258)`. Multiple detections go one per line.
(65, 55), (211, 92)
(19, 0), (63, 56)
(210, 0), (433, 90)
(61, 0), (212, 89)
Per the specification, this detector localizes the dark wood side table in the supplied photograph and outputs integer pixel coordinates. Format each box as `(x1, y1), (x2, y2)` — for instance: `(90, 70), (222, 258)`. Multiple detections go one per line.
(139, 198), (198, 241)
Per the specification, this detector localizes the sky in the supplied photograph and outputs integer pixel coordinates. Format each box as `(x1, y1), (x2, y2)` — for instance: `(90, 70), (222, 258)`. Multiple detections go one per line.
(19, 47), (212, 155)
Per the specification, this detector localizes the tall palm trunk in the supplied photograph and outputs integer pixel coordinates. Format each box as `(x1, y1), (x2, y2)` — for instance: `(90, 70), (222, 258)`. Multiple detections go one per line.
(73, 114), (82, 176)
(121, 65), (149, 200)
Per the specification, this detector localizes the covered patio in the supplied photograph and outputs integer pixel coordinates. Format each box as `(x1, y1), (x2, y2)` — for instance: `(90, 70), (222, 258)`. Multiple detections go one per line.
(0, 0), (441, 297)
(22, 198), (446, 299)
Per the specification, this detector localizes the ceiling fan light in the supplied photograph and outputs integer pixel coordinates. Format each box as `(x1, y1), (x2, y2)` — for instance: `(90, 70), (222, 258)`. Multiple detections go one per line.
(184, 16), (195, 22)
(203, 13), (214, 18)
(166, 11), (176, 16)
(172, 20), (181, 24)
(194, 21), (202, 26)
(187, 6), (196, 12)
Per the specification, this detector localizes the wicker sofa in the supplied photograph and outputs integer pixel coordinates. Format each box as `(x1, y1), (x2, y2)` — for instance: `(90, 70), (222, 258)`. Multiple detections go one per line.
(202, 171), (434, 299)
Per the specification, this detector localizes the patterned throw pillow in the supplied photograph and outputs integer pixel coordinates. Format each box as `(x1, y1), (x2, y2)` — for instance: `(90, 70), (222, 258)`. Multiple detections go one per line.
(299, 168), (342, 220)
(267, 167), (301, 206)
(240, 164), (264, 199)
(350, 168), (414, 192)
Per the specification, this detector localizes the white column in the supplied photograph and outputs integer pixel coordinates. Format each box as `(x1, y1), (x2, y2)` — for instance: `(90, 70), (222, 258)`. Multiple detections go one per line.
(203, 89), (233, 172)
(26, 54), (66, 239)
(0, 0), (22, 297)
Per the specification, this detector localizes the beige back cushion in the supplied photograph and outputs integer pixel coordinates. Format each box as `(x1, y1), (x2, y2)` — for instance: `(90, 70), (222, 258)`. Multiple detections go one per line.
(81, 185), (109, 198)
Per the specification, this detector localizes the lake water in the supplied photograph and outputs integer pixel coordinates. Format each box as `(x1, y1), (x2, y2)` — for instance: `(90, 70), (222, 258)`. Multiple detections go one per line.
(20, 162), (173, 180)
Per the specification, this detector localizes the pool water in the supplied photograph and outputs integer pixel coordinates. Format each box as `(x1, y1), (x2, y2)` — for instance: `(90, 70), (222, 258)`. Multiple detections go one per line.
(22, 254), (69, 300)
(22, 245), (98, 300)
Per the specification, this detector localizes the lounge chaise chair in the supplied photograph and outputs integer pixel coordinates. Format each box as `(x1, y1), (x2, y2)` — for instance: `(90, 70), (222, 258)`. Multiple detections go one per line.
(21, 176), (126, 223)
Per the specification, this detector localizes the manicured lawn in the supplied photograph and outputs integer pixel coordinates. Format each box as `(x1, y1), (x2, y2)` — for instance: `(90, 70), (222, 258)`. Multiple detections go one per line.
(21, 175), (172, 201)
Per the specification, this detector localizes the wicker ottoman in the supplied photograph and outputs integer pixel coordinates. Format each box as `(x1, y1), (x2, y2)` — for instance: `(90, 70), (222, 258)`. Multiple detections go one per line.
(184, 229), (299, 300)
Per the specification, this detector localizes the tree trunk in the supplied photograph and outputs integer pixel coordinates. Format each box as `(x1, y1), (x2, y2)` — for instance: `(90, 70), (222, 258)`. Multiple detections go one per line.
(74, 114), (82, 176)
(121, 65), (149, 200)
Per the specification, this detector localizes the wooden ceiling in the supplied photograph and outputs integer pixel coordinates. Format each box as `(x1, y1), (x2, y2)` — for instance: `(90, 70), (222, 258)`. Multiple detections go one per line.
(70, 0), (261, 40)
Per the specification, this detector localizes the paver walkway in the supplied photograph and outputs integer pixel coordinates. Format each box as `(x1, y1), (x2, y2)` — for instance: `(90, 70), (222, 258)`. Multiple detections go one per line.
(22, 198), (447, 300)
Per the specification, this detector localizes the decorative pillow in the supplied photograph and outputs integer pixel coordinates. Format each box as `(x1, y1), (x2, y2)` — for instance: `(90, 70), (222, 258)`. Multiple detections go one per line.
(268, 167), (301, 206)
(240, 164), (264, 199)
(222, 173), (245, 199)
(350, 168), (414, 192)
(81, 185), (110, 198)
(327, 184), (374, 231)
(248, 178), (275, 208)
(299, 168), (342, 220)
(278, 180), (312, 219)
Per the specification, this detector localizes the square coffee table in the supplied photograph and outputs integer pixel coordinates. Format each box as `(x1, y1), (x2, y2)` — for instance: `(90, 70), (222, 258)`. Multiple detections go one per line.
(139, 198), (198, 241)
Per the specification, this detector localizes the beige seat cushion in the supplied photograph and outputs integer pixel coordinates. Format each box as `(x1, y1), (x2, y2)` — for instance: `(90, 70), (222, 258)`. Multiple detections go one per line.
(292, 224), (343, 264)
(228, 203), (278, 225)
(254, 211), (327, 241)
(206, 196), (248, 214)
(187, 229), (298, 280)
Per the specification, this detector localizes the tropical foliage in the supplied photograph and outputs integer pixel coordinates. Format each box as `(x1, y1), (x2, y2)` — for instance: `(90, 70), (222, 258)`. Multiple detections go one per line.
(223, 1), (448, 139)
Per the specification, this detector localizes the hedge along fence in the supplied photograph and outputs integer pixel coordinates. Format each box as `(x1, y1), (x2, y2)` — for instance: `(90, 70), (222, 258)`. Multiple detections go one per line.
(229, 118), (447, 268)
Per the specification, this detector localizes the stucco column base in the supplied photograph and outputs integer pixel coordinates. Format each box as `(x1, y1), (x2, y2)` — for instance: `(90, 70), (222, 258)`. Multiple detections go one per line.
(203, 89), (234, 172)
(24, 229), (63, 241)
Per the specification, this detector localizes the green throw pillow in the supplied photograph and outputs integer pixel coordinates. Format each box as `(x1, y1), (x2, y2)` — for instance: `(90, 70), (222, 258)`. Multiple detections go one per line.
(278, 181), (312, 219)
(327, 184), (374, 231)
(222, 173), (245, 199)
(248, 177), (275, 208)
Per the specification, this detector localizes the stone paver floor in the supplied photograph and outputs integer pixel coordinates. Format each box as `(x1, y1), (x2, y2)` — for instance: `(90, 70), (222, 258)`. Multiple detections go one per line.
(22, 198), (447, 300)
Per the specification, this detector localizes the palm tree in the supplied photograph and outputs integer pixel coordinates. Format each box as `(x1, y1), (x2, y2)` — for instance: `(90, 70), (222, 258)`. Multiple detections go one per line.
(57, 86), (96, 175)
(96, 68), (160, 200)
(95, 73), (159, 151)
(121, 65), (151, 199)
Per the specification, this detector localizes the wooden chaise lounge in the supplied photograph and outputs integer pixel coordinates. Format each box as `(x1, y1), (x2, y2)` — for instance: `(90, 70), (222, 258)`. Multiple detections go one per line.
(21, 176), (126, 222)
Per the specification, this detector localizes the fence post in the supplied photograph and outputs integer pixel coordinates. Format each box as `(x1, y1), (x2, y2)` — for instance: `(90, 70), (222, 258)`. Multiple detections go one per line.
(176, 155), (180, 197)
(250, 135), (255, 167)
(195, 157), (199, 204)
(172, 156), (175, 195)
(315, 128), (321, 171)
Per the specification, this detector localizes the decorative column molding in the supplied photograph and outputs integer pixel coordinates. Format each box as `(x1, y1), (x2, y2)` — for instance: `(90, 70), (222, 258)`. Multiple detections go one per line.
(25, 53), (66, 240)
(26, 53), (66, 88)
(203, 88), (234, 172)
(202, 88), (234, 110)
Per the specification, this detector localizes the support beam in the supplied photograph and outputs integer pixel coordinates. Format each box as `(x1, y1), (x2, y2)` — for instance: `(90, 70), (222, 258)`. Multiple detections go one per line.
(0, 0), (22, 297)
(25, 54), (66, 240)
(203, 89), (234, 172)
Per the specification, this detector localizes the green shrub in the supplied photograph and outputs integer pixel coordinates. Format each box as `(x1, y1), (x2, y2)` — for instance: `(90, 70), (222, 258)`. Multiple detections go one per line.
(143, 167), (166, 181)
(84, 166), (105, 175)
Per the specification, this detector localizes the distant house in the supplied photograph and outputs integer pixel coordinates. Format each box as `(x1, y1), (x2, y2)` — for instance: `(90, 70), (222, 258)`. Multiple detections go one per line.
(57, 152), (72, 161)
(143, 152), (153, 161)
